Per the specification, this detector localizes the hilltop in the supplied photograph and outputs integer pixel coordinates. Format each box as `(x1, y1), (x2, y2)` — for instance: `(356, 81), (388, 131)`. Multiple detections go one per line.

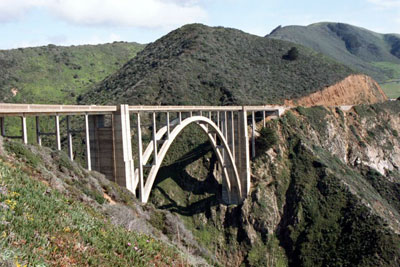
(80, 23), (382, 106)
(0, 42), (144, 104)
(268, 22), (400, 98)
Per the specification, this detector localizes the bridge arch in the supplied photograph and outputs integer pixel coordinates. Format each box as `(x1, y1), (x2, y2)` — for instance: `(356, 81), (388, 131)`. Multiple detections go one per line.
(140, 115), (242, 204)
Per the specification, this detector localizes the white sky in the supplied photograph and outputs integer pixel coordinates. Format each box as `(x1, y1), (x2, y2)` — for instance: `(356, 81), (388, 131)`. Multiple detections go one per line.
(0, 0), (399, 49)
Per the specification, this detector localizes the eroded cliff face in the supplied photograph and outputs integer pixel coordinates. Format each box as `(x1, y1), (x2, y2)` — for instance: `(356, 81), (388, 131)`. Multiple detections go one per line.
(150, 100), (400, 267)
(285, 74), (388, 107)
(303, 103), (400, 176)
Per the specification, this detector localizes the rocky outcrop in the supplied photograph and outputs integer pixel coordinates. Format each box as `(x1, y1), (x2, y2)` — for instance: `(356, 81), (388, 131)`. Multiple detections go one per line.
(285, 74), (387, 107)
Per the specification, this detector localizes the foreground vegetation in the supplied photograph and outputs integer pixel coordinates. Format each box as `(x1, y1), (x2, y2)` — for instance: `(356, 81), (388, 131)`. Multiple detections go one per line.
(0, 139), (185, 266)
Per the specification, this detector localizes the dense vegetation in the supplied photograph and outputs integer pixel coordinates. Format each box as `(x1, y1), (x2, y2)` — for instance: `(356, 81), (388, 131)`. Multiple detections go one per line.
(279, 139), (400, 266)
(0, 42), (144, 104)
(80, 24), (355, 106)
(268, 22), (400, 98)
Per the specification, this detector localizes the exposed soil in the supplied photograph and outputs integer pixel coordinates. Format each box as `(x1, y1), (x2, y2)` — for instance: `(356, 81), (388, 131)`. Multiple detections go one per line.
(285, 74), (387, 107)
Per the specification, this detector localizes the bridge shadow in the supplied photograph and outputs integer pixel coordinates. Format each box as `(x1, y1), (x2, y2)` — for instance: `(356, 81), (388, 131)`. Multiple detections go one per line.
(151, 142), (222, 216)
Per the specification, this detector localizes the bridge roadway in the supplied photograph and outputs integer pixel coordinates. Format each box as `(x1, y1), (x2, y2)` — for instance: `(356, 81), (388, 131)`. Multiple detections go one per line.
(0, 103), (286, 204)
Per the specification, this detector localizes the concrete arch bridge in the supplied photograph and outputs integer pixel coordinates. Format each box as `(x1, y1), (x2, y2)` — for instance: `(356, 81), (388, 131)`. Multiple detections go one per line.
(0, 104), (285, 204)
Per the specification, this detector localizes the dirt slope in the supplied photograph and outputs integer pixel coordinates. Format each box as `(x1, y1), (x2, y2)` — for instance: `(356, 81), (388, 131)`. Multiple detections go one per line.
(285, 74), (387, 107)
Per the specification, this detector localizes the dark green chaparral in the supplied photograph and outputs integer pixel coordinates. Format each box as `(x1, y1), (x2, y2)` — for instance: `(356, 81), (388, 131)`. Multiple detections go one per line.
(80, 24), (355, 106)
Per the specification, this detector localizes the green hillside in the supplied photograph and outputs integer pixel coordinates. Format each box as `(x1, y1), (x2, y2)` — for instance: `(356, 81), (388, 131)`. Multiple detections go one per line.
(268, 22), (400, 98)
(0, 138), (192, 266)
(81, 24), (356, 106)
(0, 42), (145, 104)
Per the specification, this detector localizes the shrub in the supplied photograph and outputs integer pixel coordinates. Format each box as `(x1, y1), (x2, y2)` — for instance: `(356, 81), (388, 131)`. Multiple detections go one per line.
(283, 47), (299, 61)
(3, 140), (41, 168)
(297, 106), (329, 133)
(349, 125), (362, 142)
(288, 47), (299, 60)
(257, 127), (278, 152)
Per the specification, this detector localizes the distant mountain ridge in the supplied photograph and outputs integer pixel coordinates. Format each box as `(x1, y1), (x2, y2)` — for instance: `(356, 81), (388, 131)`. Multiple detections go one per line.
(80, 23), (379, 106)
(0, 42), (145, 104)
(268, 22), (400, 98)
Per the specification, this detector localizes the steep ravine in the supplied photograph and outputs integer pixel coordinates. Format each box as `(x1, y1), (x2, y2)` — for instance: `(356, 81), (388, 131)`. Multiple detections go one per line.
(150, 100), (400, 266)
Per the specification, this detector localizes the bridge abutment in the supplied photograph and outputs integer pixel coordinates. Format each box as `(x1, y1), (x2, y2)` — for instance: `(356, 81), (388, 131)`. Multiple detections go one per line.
(112, 105), (135, 192)
(88, 105), (135, 194)
(88, 115), (115, 181)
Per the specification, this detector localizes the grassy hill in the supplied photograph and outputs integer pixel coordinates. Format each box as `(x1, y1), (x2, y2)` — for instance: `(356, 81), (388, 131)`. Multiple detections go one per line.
(268, 22), (400, 98)
(80, 23), (356, 106)
(0, 42), (144, 104)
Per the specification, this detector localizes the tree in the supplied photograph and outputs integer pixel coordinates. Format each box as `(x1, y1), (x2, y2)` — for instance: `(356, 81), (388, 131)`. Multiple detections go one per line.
(287, 47), (299, 60)
(283, 47), (299, 61)
(256, 127), (278, 152)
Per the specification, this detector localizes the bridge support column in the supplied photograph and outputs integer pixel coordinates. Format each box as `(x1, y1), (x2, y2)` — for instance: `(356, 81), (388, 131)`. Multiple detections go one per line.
(35, 117), (41, 146)
(112, 105), (135, 193)
(1, 117), (5, 137)
(55, 115), (61, 150)
(21, 116), (27, 144)
(88, 115), (113, 179)
(85, 114), (91, 170)
(236, 110), (250, 198)
(220, 109), (250, 204)
(221, 111), (240, 204)
(66, 116), (73, 160)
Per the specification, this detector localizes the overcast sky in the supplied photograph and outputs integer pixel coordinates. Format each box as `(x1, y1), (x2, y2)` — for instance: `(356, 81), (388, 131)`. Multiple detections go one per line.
(0, 0), (399, 49)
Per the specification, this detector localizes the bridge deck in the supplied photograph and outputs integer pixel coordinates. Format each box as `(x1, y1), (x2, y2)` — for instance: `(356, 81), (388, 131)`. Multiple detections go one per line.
(0, 103), (117, 116)
(0, 103), (286, 116)
(128, 105), (285, 112)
